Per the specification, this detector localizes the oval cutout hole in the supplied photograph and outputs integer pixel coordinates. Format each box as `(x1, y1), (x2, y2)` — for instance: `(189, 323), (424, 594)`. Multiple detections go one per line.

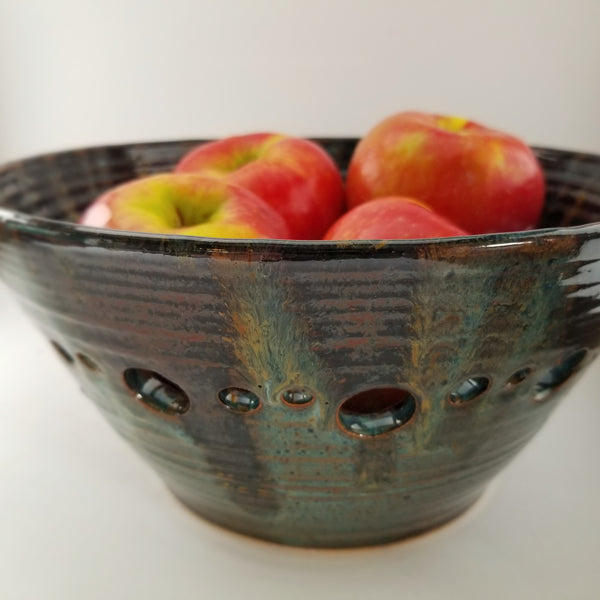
(51, 341), (74, 364)
(218, 387), (260, 413)
(124, 368), (190, 415)
(534, 349), (588, 402)
(338, 387), (416, 437)
(448, 376), (489, 405)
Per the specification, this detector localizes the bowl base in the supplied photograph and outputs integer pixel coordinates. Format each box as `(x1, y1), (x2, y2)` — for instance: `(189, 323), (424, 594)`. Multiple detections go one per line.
(168, 486), (488, 549)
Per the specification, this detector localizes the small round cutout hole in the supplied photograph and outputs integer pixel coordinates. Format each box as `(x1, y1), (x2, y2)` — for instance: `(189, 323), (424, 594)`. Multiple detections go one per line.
(505, 367), (533, 389)
(282, 388), (314, 407)
(534, 349), (588, 402)
(124, 368), (190, 415)
(218, 387), (260, 413)
(338, 387), (416, 437)
(448, 376), (489, 405)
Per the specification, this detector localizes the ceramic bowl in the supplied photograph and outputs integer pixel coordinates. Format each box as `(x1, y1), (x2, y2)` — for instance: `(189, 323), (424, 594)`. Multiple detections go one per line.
(1, 139), (599, 548)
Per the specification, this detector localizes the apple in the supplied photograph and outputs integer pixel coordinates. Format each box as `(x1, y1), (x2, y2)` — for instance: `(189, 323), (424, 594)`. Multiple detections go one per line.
(79, 173), (291, 239)
(345, 111), (545, 234)
(174, 133), (345, 239)
(323, 196), (468, 240)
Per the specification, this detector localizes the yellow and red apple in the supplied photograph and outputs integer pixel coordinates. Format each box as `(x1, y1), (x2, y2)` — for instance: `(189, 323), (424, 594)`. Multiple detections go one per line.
(175, 133), (345, 239)
(346, 112), (545, 234)
(324, 196), (468, 241)
(79, 173), (290, 239)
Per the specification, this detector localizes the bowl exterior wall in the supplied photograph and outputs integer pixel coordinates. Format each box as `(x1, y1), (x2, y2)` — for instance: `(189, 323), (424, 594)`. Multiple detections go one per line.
(1, 141), (600, 547)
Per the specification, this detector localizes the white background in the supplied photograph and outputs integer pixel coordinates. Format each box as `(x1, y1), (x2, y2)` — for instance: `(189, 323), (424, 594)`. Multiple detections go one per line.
(1, 1), (600, 599)
(1, 0), (600, 162)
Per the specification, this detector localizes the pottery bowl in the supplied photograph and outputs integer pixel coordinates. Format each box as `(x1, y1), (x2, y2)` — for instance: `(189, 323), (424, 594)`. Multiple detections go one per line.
(1, 140), (599, 548)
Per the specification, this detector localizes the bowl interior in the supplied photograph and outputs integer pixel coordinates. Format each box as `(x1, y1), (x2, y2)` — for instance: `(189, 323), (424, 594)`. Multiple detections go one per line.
(1, 140), (600, 234)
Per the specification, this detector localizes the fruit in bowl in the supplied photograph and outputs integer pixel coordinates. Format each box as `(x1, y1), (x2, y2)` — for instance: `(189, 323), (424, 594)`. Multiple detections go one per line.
(324, 196), (468, 240)
(175, 133), (345, 239)
(346, 111), (546, 234)
(79, 173), (291, 240)
(78, 113), (546, 242)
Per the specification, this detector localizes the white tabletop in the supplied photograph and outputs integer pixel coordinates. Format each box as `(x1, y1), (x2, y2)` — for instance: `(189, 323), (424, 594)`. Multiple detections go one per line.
(1, 280), (599, 600)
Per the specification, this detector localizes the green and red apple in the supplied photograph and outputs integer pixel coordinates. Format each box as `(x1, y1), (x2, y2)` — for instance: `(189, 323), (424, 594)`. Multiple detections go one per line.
(324, 196), (468, 241)
(175, 133), (345, 239)
(79, 173), (291, 239)
(346, 111), (545, 234)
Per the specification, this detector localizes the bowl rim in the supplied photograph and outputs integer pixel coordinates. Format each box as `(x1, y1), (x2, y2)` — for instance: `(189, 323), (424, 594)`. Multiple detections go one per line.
(1, 140), (600, 260)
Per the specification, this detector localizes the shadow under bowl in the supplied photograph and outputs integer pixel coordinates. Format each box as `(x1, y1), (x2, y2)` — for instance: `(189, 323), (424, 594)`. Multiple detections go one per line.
(1, 139), (600, 547)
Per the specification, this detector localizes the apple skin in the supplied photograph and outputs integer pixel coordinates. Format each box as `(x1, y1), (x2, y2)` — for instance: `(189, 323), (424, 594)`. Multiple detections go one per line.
(174, 133), (345, 239)
(79, 173), (291, 239)
(323, 196), (468, 241)
(346, 112), (545, 234)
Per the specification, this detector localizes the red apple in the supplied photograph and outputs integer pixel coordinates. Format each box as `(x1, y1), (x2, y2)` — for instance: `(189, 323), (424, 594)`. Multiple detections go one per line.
(79, 173), (291, 239)
(323, 196), (468, 240)
(175, 133), (345, 239)
(346, 111), (545, 234)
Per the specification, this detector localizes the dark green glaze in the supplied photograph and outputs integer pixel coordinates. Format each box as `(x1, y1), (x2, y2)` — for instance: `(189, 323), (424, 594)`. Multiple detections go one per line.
(1, 140), (599, 547)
